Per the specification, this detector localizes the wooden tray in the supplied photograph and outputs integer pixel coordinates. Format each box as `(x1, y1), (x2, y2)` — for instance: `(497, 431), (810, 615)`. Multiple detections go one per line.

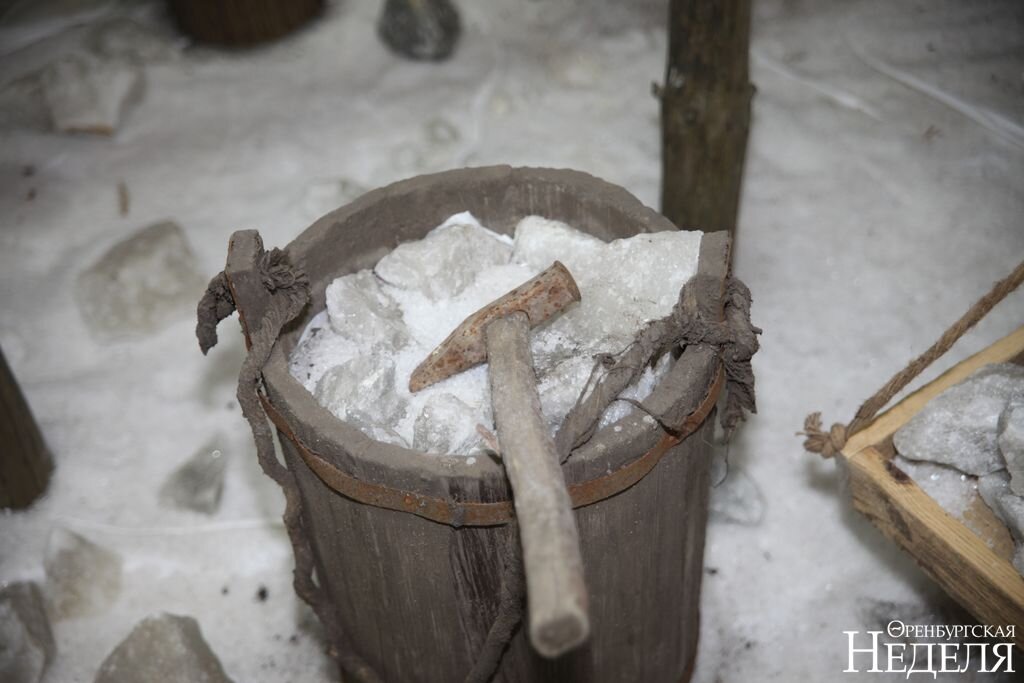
(840, 326), (1024, 647)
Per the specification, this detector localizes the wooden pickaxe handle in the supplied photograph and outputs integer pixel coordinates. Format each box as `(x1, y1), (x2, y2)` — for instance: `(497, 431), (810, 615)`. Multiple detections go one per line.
(485, 311), (589, 658)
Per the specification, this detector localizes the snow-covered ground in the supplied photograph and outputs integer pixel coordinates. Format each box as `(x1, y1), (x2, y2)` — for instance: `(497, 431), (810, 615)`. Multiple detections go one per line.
(1, 0), (1021, 680)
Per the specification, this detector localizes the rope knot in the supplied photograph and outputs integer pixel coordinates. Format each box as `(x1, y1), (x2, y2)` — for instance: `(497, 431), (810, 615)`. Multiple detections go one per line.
(799, 412), (847, 459)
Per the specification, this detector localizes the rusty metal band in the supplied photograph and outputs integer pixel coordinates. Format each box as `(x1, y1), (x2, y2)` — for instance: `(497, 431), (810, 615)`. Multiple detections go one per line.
(262, 362), (724, 527)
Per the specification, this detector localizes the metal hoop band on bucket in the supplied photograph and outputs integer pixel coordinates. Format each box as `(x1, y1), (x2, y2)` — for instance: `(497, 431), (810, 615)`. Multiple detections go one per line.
(261, 363), (724, 527)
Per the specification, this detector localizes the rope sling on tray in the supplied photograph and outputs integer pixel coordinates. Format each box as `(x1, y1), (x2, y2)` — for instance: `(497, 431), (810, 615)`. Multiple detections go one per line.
(800, 259), (1024, 459)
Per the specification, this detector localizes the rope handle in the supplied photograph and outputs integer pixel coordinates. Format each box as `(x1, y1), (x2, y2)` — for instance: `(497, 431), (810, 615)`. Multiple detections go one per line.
(801, 259), (1024, 459)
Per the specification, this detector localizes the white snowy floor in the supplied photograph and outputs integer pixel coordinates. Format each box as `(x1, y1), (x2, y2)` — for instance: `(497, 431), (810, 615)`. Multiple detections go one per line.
(1, 0), (1022, 681)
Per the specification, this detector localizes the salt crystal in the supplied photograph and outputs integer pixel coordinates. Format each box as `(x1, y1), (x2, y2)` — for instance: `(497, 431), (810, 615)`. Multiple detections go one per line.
(94, 613), (233, 683)
(998, 401), (1024, 496)
(158, 437), (228, 515)
(412, 393), (485, 454)
(0, 582), (55, 683)
(76, 221), (206, 341)
(325, 270), (408, 350)
(290, 212), (701, 454)
(42, 53), (141, 135)
(374, 214), (512, 300)
(893, 456), (975, 521)
(315, 355), (407, 429)
(44, 528), (122, 619)
(893, 363), (1024, 475)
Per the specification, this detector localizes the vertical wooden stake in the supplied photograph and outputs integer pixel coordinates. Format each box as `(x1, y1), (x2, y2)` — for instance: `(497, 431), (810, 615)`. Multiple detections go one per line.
(0, 348), (53, 509)
(660, 0), (753, 239)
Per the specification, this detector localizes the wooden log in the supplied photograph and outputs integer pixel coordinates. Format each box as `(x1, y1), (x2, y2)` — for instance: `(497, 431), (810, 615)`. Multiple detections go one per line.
(167, 0), (324, 47)
(660, 0), (753, 237)
(0, 348), (53, 509)
(486, 312), (589, 658)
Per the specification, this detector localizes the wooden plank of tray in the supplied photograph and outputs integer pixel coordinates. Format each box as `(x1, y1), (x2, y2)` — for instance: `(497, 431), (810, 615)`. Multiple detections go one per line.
(840, 326), (1024, 650)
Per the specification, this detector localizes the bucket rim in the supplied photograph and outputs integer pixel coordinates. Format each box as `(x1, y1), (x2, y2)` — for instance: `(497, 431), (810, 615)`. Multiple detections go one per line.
(259, 166), (728, 520)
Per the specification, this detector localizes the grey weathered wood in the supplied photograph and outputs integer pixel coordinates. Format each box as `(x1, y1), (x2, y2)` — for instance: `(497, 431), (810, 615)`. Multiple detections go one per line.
(250, 167), (726, 682)
(660, 0), (752, 237)
(0, 347), (52, 509)
(486, 312), (588, 658)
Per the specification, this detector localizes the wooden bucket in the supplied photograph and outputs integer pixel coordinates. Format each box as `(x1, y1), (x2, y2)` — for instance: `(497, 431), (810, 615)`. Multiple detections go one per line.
(236, 167), (728, 681)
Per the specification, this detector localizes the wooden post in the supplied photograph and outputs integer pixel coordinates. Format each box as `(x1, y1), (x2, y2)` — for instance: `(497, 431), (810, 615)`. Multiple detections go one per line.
(0, 348), (53, 509)
(659, 0), (753, 238)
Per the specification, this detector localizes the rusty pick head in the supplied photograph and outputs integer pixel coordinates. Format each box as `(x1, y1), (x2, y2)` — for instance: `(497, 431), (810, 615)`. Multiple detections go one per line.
(409, 261), (581, 392)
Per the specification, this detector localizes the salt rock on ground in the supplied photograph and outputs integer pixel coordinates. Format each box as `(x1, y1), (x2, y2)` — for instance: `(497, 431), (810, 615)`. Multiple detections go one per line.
(709, 466), (765, 526)
(94, 613), (233, 683)
(0, 582), (55, 683)
(893, 363), (1024, 476)
(158, 437), (228, 515)
(374, 215), (512, 301)
(998, 401), (1024, 496)
(41, 52), (141, 135)
(76, 221), (206, 341)
(90, 18), (181, 63)
(44, 528), (122, 619)
(377, 0), (461, 62)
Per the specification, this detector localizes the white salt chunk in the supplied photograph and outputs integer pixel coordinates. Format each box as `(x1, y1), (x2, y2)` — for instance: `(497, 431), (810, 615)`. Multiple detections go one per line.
(316, 356), (407, 426)
(413, 393), (487, 454)
(76, 221), (206, 341)
(291, 212), (701, 454)
(42, 53), (141, 135)
(892, 456), (977, 522)
(375, 213), (512, 300)
(998, 401), (1024, 496)
(893, 363), (1024, 476)
(0, 582), (55, 683)
(44, 528), (122, 619)
(94, 613), (233, 683)
(325, 270), (408, 350)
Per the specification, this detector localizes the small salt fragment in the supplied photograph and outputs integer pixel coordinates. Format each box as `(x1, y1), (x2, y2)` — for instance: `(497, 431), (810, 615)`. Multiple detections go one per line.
(94, 613), (233, 683)
(44, 528), (122, 619)
(42, 53), (141, 135)
(0, 582), (55, 683)
(377, 0), (461, 61)
(316, 357), (408, 444)
(325, 271), (407, 350)
(76, 221), (206, 341)
(893, 363), (1024, 476)
(709, 466), (765, 526)
(413, 393), (483, 454)
(159, 437), (228, 515)
(998, 401), (1024, 496)
(374, 217), (511, 301)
